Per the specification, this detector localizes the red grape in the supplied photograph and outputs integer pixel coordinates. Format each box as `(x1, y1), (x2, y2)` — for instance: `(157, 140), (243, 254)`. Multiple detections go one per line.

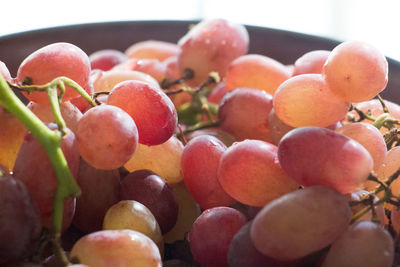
(218, 88), (273, 142)
(107, 80), (177, 146)
(73, 159), (120, 233)
(120, 170), (179, 234)
(278, 127), (373, 194)
(251, 186), (352, 261)
(89, 49), (127, 71)
(181, 135), (235, 209)
(0, 174), (42, 264)
(188, 207), (247, 267)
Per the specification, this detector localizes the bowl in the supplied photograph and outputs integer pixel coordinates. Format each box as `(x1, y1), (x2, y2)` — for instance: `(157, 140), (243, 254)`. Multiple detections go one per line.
(1, 20), (399, 103)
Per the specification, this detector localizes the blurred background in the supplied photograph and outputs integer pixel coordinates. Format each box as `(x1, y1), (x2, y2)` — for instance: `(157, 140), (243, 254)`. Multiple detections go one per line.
(0, 0), (399, 60)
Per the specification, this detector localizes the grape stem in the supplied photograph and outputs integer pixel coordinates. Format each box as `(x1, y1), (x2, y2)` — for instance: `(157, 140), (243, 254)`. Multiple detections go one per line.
(0, 75), (80, 266)
(350, 170), (400, 224)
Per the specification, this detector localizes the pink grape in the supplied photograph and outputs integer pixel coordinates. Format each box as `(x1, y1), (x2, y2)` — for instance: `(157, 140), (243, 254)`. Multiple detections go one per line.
(181, 135), (235, 209)
(93, 69), (160, 93)
(218, 139), (299, 206)
(178, 19), (249, 86)
(251, 185), (352, 261)
(16, 42), (91, 104)
(292, 50), (330, 76)
(13, 126), (79, 231)
(89, 49), (127, 71)
(218, 87), (273, 142)
(321, 221), (394, 267)
(323, 40), (388, 102)
(278, 127), (373, 194)
(125, 40), (180, 61)
(225, 54), (291, 94)
(28, 101), (83, 133)
(336, 122), (387, 171)
(273, 74), (350, 127)
(107, 80), (177, 146)
(76, 104), (138, 170)
(188, 207), (247, 267)
(70, 229), (162, 267)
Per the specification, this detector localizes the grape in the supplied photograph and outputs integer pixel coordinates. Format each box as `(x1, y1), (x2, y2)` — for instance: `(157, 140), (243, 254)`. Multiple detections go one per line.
(70, 229), (162, 267)
(218, 88), (273, 142)
(321, 221), (394, 267)
(72, 159), (120, 233)
(93, 69), (160, 93)
(250, 185), (352, 261)
(273, 74), (350, 127)
(268, 108), (294, 145)
(367, 146), (400, 197)
(124, 136), (184, 184)
(70, 72), (96, 113)
(292, 50), (330, 76)
(218, 139), (299, 206)
(188, 207), (247, 267)
(16, 42), (91, 104)
(352, 98), (400, 121)
(225, 54), (291, 94)
(163, 182), (201, 243)
(125, 40), (181, 61)
(102, 200), (164, 253)
(207, 81), (227, 105)
(335, 122), (387, 171)
(115, 58), (168, 84)
(181, 135), (235, 209)
(0, 60), (12, 81)
(278, 126), (373, 194)
(185, 127), (236, 147)
(120, 170), (178, 234)
(346, 98), (400, 134)
(89, 49), (127, 71)
(178, 19), (249, 86)
(0, 173), (42, 264)
(76, 104), (138, 170)
(227, 222), (297, 267)
(107, 80), (177, 146)
(346, 190), (385, 225)
(13, 126), (79, 230)
(0, 106), (26, 171)
(28, 101), (83, 133)
(323, 40), (388, 102)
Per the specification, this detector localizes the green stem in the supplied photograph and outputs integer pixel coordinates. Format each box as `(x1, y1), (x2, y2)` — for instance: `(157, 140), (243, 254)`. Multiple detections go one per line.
(48, 86), (67, 135)
(0, 74), (80, 264)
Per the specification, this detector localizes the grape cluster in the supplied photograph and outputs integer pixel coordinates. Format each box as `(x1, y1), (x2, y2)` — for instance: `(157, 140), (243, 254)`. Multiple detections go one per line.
(0, 18), (399, 267)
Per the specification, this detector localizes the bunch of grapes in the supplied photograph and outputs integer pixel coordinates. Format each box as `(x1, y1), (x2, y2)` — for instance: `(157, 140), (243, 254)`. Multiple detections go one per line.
(0, 18), (399, 267)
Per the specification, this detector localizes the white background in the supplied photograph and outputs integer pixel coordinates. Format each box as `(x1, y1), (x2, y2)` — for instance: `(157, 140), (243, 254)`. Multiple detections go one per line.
(0, 0), (399, 60)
